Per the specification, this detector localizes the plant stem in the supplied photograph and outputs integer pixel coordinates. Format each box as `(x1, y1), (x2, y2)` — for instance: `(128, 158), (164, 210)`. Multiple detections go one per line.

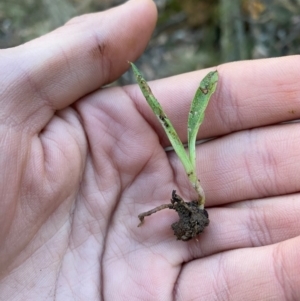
(131, 62), (211, 207)
(187, 171), (205, 209)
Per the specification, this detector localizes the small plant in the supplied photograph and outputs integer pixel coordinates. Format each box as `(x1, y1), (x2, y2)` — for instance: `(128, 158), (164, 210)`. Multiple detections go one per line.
(131, 62), (218, 241)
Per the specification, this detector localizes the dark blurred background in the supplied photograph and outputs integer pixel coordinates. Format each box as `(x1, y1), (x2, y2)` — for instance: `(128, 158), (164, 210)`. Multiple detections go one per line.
(1, 0), (300, 84)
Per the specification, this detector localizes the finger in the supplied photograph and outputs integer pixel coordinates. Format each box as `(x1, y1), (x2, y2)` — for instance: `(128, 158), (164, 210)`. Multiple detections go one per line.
(176, 235), (300, 300)
(175, 193), (300, 261)
(168, 122), (300, 206)
(0, 0), (157, 132)
(127, 190), (300, 259)
(125, 55), (300, 146)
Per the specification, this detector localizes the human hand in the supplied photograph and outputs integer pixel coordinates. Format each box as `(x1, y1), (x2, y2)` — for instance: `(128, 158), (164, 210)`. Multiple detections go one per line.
(1, 0), (300, 299)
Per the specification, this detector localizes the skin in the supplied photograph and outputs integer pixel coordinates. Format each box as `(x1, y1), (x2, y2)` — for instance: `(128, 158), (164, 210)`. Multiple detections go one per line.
(0, 0), (300, 300)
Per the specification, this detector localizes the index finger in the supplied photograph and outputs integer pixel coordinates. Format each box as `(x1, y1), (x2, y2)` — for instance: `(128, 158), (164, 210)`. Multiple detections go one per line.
(126, 55), (300, 145)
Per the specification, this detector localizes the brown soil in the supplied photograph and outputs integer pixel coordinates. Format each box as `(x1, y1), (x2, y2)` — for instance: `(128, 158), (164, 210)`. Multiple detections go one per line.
(138, 190), (209, 241)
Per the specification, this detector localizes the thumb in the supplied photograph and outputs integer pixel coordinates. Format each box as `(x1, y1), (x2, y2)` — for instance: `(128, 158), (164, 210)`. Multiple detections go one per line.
(0, 0), (157, 131)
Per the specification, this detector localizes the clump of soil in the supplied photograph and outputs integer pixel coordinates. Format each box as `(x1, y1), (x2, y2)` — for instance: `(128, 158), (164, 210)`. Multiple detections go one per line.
(138, 190), (209, 241)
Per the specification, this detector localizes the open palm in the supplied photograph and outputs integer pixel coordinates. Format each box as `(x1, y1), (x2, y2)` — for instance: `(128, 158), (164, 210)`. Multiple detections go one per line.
(1, 1), (300, 300)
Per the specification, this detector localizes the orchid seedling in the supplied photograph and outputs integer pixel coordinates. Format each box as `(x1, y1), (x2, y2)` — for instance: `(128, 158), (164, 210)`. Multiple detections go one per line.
(131, 63), (218, 241)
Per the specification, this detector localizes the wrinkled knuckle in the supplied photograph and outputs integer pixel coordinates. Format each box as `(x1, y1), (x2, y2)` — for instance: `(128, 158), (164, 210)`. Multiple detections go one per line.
(64, 14), (113, 84)
(272, 244), (299, 300)
(247, 205), (273, 247)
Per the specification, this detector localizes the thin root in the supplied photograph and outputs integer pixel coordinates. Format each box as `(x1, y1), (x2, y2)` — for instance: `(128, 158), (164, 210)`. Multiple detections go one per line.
(138, 203), (173, 227)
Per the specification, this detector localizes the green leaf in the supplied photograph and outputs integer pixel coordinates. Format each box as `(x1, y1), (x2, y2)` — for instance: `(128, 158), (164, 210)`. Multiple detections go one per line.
(188, 71), (218, 169)
(130, 62), (194, 177)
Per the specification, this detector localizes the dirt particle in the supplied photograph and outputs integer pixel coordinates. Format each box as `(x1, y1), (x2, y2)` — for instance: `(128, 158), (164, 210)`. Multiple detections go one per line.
(170, 191), (209, 241)
(138, 190), (209, 241)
